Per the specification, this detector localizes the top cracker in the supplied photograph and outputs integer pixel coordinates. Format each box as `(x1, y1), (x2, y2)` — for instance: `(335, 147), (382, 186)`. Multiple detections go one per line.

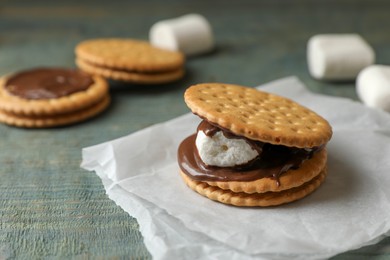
(184, 83), (332, 148)
(75, 38), (185, 72)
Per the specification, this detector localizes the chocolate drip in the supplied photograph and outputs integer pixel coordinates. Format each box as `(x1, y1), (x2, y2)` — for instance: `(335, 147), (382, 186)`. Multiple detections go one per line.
(178, 120), (322, 184)
(5, 68), (94, 100)
(197, 120), (220, 137)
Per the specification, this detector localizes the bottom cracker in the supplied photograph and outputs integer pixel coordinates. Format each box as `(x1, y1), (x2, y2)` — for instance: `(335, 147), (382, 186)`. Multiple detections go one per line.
(180, 169), (327, 207)
(0, 95), (110, 128)
(76, 58), (184, 84)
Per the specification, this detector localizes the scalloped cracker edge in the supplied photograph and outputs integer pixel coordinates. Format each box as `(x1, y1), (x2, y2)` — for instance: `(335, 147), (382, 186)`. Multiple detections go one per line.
(180, 169), (327, 207)
(76, 58), (185, 84)
(0, 95), (110, 128)
(184, 83), (332, 148)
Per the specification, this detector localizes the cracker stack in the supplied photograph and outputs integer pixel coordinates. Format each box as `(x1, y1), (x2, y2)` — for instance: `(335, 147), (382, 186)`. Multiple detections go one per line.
(178, 83), (332, 207)
(75, 38), (185, 84)
(0, 68), (110, 128)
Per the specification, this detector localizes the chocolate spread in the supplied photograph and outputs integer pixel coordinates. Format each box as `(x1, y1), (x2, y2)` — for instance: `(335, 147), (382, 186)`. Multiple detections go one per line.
(4, 68), (93, 99)
(178, 120), (322, 184)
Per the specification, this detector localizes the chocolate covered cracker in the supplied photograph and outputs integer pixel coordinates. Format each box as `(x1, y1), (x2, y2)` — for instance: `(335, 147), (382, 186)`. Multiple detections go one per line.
(0, 67), (110, 128)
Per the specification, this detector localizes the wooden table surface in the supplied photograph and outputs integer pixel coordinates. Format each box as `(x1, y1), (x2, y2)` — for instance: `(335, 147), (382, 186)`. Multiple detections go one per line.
(1, 0), (389, 258)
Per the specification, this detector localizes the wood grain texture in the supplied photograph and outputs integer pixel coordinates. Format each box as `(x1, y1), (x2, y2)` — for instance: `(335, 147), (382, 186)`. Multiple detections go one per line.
(0, 0), (389, 259)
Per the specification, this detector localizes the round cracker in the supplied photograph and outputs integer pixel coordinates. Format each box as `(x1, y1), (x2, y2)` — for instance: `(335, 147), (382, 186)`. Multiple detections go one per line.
(76, 58), (185, 84)
(0, 95), (110, 128)
(206, 149), (327, 193)
(180, 169), (327, 207)
(184, 83), (332, 148)
(75, 38), (185, 73)
(0, 74), (108, 116)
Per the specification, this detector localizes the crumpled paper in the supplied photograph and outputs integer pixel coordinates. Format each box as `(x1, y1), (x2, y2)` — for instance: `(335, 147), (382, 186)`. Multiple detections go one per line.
(81, 77), (390, 260)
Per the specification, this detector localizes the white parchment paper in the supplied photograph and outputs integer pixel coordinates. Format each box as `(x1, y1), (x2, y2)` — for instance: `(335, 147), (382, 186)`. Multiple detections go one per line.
(81, 77), (390, 260)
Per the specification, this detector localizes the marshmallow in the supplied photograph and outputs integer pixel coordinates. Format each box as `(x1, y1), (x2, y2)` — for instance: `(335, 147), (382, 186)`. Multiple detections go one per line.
(195, 130), (259, 167)
(307, 34), (375, 80)
(356, 65), (390, 112)
(149, 14), (214, 56)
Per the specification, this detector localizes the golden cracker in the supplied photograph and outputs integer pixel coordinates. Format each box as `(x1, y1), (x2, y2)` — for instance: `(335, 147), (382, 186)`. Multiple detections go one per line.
(0, 74), (109, 116)
(180, 169), (327, 207)
(184, 83), (332, 148)
(76, 58), (185, 84)
(0, 95), (110, 128)
(207, 149), (327, 193)
(75, 38), (185, 73)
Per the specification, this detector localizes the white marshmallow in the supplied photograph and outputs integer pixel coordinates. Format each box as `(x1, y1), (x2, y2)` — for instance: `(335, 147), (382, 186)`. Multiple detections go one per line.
(195, 130), (259, 167)
(149, 14), (214, 56)
(307, 34), (375, 80)
(356, 65), (390, 112)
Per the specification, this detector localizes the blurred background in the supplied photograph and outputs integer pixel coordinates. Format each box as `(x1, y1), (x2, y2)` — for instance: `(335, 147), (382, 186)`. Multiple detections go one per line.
(1, 0), (388, 100)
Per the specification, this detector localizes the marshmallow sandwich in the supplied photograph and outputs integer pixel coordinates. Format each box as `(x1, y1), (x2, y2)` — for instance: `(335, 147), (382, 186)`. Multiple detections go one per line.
(178, 83), (332, 207)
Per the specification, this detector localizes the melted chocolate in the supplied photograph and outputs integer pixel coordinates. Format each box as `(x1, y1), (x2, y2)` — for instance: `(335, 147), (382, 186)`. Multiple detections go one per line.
(178, 120), (322, 184)
(5, 68), (93, 99)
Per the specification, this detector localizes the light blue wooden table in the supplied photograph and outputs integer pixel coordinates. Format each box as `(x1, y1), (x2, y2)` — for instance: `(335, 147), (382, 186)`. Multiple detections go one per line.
(1, 0), (389, 258)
